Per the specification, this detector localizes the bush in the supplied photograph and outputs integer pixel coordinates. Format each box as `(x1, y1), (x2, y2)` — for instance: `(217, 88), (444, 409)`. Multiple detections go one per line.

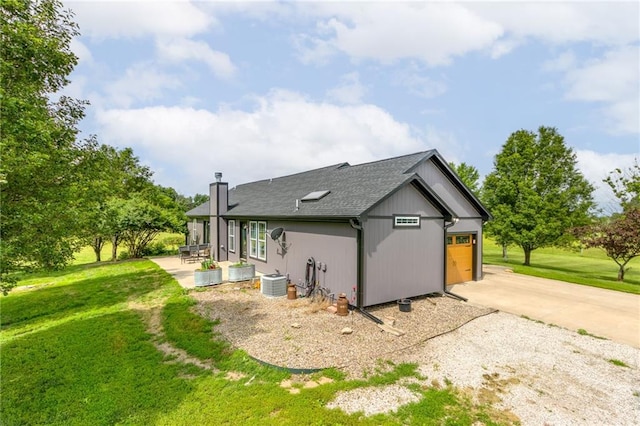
(118, 250), (131, 260)
(141, 242), (173, 257)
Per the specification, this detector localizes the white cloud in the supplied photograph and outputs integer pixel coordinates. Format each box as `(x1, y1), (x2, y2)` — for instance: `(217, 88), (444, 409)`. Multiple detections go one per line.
(576, 150), (638, 212)
(564, 46), (639, 135)
(470, 2), (639, 46)
(326, 72), (366, 104)
(296, 3), (503, 66)
(94, 91), (459, 194)
(106, 63), (182, 108)
(67, 0), (213, 39)
(156, 38), (236, 79)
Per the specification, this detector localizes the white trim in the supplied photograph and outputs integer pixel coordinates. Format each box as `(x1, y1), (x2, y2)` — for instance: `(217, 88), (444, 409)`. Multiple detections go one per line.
(394, 215), (420, 227)
(228, 220), (236, 253)
(249, 221), (267, 261)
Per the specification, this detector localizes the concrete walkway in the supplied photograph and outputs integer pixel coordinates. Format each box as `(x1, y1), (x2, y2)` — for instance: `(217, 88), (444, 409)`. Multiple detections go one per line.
(150, 256), (263, 289)
(450, 265), (640, 348)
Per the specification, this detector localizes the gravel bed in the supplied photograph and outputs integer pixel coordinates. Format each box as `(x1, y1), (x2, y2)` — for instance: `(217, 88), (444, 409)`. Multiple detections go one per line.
(191, 283), (640, 425)
(192, 282), (494, 376)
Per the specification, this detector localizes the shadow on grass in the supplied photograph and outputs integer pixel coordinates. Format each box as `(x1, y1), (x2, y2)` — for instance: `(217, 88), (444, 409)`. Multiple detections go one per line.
(1, 310), (199, 426)
(1, 260), (177, 330)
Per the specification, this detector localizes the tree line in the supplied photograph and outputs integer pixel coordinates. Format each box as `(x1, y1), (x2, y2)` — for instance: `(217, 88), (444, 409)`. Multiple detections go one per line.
(0, 0), (207, 294)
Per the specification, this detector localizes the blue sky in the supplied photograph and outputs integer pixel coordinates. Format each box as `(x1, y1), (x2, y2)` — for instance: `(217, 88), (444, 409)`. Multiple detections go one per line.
(63, 1), (639, 212)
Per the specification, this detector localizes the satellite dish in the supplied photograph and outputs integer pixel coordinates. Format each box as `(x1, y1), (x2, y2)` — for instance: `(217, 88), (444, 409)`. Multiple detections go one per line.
(270, 227), (284, 241)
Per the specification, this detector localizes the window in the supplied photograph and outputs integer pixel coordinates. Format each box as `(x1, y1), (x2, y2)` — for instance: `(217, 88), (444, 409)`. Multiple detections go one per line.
(258, 222), (267, 260)
(456, 235), (470, 244)
(228, 220), (236, 252)
(249, 221), (267, 260)
(249, 222), (257, 258)
(447, 236), (453, 245)
(394, 215), (420, 228)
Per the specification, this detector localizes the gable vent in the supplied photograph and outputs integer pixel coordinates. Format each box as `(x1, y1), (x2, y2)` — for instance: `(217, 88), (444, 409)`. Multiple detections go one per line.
(301, 190), (331, 202)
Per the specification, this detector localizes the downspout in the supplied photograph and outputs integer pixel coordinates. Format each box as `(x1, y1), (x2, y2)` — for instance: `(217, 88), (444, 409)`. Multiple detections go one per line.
(348, 218), (384, 324)
(443, 217), (468, 302)
(349, 218), (364, 308)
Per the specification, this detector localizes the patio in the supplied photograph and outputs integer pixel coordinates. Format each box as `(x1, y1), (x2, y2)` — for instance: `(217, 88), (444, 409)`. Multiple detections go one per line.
(151, 255), (264, 289)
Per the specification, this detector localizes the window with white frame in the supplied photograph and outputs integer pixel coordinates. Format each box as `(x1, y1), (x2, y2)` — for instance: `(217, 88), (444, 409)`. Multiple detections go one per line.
(394, 215), (420, 228)
(258, 222), (266, 260)
(228, 220), (236, 252)
(249, 221), (257, 258)
(249, 221), (267, 260)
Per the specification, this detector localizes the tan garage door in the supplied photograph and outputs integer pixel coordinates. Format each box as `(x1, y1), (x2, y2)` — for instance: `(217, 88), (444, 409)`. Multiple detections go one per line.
(446, 234), (473, 285)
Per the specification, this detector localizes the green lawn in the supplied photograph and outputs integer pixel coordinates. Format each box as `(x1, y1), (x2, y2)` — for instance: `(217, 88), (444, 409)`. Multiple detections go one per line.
(1, 260), (513, 425)
(483, 238), (640, 294)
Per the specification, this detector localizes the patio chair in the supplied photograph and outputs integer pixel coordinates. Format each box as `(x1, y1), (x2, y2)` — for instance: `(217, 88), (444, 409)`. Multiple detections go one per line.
(188, 245), (199, 263)
(179, 246), (191, 264)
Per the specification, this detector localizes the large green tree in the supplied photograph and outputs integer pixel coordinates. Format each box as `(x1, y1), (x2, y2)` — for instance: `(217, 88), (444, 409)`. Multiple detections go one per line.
(483, 126), (595, 266)
(1, 0), (96, 291)
(449, 162), (480, 194)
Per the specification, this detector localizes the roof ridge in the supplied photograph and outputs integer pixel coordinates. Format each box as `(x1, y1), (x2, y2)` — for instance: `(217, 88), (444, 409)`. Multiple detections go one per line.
(344, 150), (434, 169)
(233, 162), (349, 188)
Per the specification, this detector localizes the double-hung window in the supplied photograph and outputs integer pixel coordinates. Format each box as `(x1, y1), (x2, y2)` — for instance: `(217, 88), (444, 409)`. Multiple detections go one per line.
(249, 221), (267, 260)
(228, 220), (236, 252)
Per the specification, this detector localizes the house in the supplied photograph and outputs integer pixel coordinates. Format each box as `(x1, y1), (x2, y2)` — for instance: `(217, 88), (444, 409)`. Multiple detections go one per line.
(186, 150), (491, 307)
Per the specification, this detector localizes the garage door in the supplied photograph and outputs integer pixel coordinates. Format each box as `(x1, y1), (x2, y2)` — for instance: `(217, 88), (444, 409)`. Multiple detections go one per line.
(446, 234), (473, 285)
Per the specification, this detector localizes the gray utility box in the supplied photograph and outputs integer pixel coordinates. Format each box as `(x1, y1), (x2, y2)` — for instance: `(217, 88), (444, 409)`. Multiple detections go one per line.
(261, 274), (287, 297)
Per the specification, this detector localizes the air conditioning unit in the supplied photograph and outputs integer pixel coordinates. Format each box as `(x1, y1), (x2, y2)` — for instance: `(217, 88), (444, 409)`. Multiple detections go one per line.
(261, 274), (287, 297)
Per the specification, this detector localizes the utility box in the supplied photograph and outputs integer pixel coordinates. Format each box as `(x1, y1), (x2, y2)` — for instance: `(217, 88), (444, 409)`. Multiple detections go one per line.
(261, 274), (287, 297)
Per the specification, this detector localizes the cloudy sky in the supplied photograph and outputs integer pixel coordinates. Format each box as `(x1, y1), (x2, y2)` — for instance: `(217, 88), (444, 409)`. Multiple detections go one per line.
(63, 1), (639, 211)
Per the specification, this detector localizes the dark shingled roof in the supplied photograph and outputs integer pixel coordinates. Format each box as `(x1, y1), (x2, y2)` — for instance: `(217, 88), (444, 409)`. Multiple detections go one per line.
(187, 150), (490, 220)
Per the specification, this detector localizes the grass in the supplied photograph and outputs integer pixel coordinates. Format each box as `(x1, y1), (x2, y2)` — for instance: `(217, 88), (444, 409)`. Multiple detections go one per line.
(483, 237), (640, 294)
(1, 260), (516, 425)
(608, 359), (629, 368)
(577, 328), (607, 340)
(72, 232), (185, 265)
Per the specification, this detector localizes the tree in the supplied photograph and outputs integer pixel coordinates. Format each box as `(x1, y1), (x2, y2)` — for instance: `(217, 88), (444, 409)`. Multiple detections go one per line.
(577, 209), (640, 281)
(604, 160), (639, 212)
(449, 162), (480, 194)
(111, 192), (184, 259)
(482, 126), (595, 266)
(82, 145), (153, 262)
(1, 0), (96, 292)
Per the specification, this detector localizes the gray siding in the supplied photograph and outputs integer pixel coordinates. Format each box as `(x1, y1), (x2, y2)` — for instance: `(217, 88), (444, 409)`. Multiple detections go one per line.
(234, 220), (358, 300)
(414, 160), (479, 218)
(362, 217), (444, 306)
(187, 220), (206, 245)
(362, 184), (445, 307)
(368, 185), (441, 217)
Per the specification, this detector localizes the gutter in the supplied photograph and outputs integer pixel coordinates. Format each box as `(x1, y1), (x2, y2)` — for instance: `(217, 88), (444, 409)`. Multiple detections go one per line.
(443, 218), (468, 302)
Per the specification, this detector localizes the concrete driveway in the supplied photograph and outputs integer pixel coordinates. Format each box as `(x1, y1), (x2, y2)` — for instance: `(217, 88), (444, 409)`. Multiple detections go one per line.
(450, 264), (640, 348)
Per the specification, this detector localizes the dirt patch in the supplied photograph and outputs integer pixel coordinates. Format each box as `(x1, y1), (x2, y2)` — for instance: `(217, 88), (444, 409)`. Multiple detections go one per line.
(128, 301), (218, 373)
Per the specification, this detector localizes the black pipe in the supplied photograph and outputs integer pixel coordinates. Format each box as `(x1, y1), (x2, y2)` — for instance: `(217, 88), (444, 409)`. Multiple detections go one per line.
(444, 289), (468, 302)
(351, 304), (383, 324)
